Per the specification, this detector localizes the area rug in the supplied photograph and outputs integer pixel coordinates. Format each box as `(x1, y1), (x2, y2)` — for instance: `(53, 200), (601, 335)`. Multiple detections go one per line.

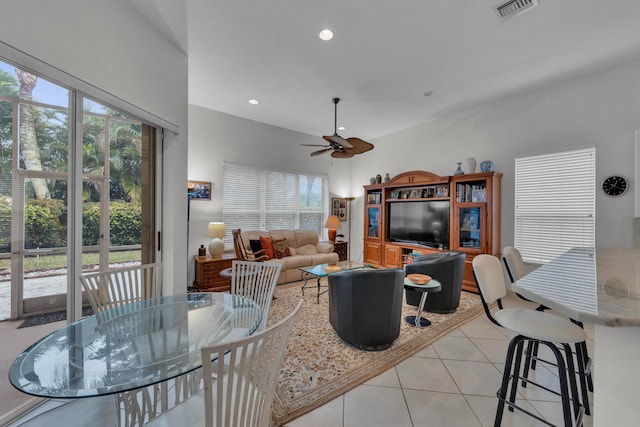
(17, 307), (94, 329)
(267, 281), (483, 426)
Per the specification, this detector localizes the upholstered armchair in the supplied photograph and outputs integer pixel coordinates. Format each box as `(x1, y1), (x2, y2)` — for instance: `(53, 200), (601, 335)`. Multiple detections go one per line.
(405, 251), (465, 313)
(328, 268), (404, 350)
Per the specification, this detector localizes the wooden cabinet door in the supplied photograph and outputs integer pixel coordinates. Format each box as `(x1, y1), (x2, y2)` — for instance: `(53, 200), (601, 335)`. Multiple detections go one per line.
(384, 244), (401, 267)
(364, 241), (382, 266)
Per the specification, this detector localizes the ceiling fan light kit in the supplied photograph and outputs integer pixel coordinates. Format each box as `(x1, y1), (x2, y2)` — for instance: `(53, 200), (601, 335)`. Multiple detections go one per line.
(302, 97), (374, 158)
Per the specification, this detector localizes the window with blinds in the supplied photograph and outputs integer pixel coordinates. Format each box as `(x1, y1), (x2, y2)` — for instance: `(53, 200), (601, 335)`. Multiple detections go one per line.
(222, 162), (329, 245)
(514, 147), (595, 264)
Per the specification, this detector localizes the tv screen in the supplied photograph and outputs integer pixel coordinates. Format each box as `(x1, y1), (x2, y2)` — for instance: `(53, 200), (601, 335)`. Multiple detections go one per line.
(387, 200), (450, 249)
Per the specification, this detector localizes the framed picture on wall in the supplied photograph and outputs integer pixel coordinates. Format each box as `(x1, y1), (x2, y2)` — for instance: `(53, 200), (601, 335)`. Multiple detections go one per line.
(332, 197), (348, 221)
(188, 180), (212, 200)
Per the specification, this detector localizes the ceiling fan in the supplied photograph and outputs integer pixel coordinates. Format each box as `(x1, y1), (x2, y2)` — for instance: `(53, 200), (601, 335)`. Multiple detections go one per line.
(302, 98), (374, 158)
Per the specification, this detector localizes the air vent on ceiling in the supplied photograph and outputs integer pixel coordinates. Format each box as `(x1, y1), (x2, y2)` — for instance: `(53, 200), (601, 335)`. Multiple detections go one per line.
(495, 0), (539, 20)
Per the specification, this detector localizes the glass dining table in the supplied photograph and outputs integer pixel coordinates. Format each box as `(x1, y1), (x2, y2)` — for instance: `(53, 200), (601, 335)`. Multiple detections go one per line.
(9, 292), (262, 399)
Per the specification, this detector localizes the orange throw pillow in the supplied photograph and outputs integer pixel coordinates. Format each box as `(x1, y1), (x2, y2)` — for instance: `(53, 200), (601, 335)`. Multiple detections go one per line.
(259, 236), (275, 259)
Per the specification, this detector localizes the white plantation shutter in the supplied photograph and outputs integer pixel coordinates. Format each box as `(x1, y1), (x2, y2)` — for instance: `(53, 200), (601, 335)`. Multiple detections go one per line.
(223, 162), (329, 246)
(514, 147), (595, 264)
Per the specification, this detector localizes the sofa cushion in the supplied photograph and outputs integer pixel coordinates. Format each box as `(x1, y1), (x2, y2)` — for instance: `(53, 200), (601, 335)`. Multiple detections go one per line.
(280, 255), (313, 269)
(295, 229), (319, 247)
(259, 236), (275, 259)
(272, 238), (292, 259)
(297, 243), (318, 256)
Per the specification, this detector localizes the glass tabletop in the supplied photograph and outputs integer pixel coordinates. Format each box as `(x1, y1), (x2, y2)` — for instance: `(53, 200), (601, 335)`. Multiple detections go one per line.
(9, 293), (262, 398)
(299, 260), (372, 277)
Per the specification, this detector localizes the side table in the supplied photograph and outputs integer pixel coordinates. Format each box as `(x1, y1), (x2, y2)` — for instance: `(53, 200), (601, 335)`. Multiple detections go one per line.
(403, 277), (442, 327)
(193, 253), (236, 292)
(333, 241), (348, 261)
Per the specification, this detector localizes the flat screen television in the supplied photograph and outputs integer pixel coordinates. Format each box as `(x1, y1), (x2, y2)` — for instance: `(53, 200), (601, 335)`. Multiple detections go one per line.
(387, 200), (450, 249)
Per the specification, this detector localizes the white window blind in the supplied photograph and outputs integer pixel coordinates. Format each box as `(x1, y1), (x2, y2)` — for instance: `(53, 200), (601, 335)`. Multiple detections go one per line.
(223, 162), (329, 245)
(514, 147), (595, 264)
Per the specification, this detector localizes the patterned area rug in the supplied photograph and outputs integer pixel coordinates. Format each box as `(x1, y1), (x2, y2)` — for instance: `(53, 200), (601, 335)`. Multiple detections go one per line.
(267, 281), (483, 426)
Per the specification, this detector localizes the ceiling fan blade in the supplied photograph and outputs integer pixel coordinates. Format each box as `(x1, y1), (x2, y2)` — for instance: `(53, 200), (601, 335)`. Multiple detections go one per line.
(345, 137), (374, 154)
(311, 148), (332, 156)
(323, 134), (354, 149)
(331, 150), (354, 159)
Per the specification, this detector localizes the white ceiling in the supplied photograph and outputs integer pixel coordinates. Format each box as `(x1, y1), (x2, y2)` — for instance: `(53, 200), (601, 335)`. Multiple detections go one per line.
(131, 0), (640, 141)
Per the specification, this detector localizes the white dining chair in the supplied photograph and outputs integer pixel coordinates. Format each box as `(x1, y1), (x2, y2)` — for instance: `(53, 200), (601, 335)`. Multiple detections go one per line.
(80, 262), (199, 426)
(473, 255), (586, 427)
(80, 262), (163, 313)
(146, 299), (303, 427)
(230, 260), (281, 331)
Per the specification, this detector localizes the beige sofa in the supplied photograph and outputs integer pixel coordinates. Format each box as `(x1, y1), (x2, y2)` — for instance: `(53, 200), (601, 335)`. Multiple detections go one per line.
(238, 229), (339, 284)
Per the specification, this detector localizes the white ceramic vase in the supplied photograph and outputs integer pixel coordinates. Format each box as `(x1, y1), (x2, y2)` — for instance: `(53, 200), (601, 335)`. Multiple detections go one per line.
(463, 157), (476, 174)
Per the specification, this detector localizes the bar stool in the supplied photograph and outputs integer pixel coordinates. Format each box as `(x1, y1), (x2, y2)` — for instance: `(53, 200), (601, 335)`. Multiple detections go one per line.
(473, 255), (585, 427)
(502, 246), (593, 416)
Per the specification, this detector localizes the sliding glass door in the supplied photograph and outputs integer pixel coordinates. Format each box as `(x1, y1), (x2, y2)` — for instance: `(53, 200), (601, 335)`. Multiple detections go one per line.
(0, 59), (157, 321)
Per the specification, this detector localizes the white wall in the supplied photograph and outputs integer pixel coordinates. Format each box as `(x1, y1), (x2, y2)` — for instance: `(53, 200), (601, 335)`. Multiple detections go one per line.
(0, 0), (189, 294)
(346, 55), (640, 261)
(187, 105), (352, 282)
(190, 56), (640, 266)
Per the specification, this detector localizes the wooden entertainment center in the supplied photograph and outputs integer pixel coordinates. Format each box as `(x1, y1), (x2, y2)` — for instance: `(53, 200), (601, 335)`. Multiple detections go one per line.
(363, 170), (502, 293)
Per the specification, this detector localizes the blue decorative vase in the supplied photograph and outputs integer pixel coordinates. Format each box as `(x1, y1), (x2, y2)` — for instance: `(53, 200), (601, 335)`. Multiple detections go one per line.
(453, 162), (464, 176)
(480, 160), (494, 172)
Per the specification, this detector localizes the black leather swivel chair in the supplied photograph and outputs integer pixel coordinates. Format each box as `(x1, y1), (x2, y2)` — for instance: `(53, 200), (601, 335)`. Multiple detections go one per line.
(405, 251), (465, 313)
(328, 268), (403, 350)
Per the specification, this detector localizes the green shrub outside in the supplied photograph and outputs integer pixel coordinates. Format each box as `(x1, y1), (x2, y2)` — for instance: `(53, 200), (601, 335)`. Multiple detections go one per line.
(0, 197), (141, 252)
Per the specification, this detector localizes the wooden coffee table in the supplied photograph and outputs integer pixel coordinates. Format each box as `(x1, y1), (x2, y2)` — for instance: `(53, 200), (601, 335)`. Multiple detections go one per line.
(299, 260), (372, 303)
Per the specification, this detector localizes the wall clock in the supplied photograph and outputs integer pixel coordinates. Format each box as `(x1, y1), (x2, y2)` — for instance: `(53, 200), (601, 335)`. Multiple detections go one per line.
(601, 175), (628, 197)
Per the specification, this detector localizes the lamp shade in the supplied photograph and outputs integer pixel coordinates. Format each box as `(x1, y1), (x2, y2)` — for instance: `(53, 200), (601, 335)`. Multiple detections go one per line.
(324, 215), (341, 243)
(207, 222), (226, 239)
(324, 215), (341, 229)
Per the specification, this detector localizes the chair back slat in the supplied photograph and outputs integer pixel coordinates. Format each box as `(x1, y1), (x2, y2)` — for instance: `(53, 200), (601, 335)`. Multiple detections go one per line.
(201, 300), (302, 427)
(79, 262), (162, 313)
(230, 261), (281, 330)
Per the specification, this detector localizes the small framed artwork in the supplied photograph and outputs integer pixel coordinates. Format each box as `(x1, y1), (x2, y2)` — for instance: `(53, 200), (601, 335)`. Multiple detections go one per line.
(462, 212), (479, 230)
(409, 189), (422, 199)
(332, 197), (348, 221)
(188, 180), (212, 200)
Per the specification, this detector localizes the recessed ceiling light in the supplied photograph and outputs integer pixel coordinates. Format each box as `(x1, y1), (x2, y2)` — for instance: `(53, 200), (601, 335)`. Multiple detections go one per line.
(248, 99), (259, 105)
(338, 126), (345, 131)
(319, 29), (334, 41)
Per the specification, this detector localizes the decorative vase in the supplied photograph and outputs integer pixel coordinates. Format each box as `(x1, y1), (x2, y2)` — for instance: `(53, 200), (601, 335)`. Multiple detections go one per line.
(453, 162), (464, 176)
(463, 157), (476, 174)
(376, 174), (382, 184)
(369, 177), (376, 184)
(384, 173), (390, 182)
(480, 160), (494, 172)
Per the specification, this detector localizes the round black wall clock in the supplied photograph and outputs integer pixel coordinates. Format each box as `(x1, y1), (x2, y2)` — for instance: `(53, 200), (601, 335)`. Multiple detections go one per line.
(601, 175), (628, 197)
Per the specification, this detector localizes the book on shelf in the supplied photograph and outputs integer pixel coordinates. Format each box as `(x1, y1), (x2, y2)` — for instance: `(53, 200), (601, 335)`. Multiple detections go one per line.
(456, 183), (486, 202)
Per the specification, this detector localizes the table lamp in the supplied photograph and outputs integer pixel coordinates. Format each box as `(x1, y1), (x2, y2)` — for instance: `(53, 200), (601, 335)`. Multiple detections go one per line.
(207, 222), (226, 257)
(324, 215), (341, 243)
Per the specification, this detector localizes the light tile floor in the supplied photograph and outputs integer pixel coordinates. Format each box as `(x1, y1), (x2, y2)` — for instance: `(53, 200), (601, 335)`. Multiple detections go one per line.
(5, 292), (594, 427)
(286, 293), (594, 427)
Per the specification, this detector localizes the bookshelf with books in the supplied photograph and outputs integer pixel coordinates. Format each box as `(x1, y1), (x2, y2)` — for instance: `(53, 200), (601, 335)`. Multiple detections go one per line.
(450, 172), (502, 293)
